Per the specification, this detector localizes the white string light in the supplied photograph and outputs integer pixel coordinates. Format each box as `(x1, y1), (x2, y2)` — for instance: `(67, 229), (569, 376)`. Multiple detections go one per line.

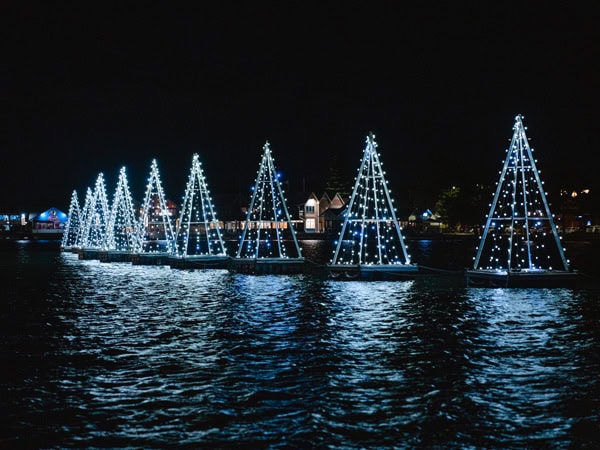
(236, 141), (302, 259)
(330, 133), (412, 267)
(472, 115), (570, 273)
(104, 167), (139, 252)
(61, 189), (81, 250)
(80, 173), (110, 249)
(175, 153), (227, 257)
(135, 159), (176, 255)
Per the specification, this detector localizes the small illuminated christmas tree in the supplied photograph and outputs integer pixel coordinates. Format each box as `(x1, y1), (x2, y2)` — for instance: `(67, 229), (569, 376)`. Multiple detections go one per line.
(135, 159), (176, 254)
(236, 141), (302, 260)
(61, 189), (81, 250)
(329, 133), (416, 277)
(76, 187), (94, 248)
(81, 173), (110, 249)
(471, 114), (570, 274)
(104, 166), (139, 252)
(175, 153), (227, 257)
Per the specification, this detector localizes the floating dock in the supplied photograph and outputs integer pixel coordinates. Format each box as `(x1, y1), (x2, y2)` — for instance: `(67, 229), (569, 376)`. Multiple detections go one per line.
(230, 257), (306, 274)
(465, 269), (579, 288)
(78, 248), (101, 260)
(328, 263), (419, 281)
(130, 253), (171, 266)
(169, 255), (231, 270)
(98, 250), (134, 263)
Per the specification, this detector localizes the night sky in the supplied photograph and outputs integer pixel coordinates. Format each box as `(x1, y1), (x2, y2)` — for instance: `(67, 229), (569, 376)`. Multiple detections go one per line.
(2, 2), (598, 214)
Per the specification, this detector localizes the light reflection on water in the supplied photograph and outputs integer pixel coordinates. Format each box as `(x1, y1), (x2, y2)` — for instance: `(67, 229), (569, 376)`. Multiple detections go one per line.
(462, 288), (599, 445)
(0, 243), (599, 448)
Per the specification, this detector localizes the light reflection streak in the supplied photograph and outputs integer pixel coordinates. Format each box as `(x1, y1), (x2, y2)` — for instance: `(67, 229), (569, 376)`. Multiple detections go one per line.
(464, 287), (579, 438)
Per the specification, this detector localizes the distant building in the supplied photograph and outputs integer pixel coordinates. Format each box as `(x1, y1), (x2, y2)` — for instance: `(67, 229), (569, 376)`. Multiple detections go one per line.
(0, 213), (26, 231)
(407, 208), (445, 233)
(303, 192), (320, 232)
(321, 192), (346, 233)
(302, 191), (347, 234)
(31, 207), (68, 235)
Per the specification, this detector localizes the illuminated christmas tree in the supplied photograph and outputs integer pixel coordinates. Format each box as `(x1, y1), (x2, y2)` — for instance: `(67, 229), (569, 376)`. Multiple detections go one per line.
(471, 114), (570, 275)
(80, 173), (110, 249)
(174, 153), (227, 257)
(76, 186), (94, 249)
(104, 166), (139, 252)
(135, 159), (176, 254)
(328, 133), (416, 278)
(61, 189), (81, 251)
(235, 141), (302, 261)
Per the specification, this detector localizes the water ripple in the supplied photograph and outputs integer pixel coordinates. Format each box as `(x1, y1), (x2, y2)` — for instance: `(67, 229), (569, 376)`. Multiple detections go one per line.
(1, 248), (599, 448)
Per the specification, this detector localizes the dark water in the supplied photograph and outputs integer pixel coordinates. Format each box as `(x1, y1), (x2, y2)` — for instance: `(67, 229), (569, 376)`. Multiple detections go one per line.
(1, 238), (599, 448)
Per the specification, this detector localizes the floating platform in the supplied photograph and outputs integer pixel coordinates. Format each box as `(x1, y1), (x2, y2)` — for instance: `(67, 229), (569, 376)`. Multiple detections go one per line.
(168, 255), (231, 270)
(98, 250), (134, 263)
(59, 246), (81, 256)
(465, 269), (579, 288)
(328, 264), (419, 281)
(78, 248), (101, 260)
(130, 253), (171, 266)
(230, 257), (306, 274)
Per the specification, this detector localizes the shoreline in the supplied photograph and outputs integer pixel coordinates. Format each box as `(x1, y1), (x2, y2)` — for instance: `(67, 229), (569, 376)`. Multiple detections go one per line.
(2, 231), (599, 243)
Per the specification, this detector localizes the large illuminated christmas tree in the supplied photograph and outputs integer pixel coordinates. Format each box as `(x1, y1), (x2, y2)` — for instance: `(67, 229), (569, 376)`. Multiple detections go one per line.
(80, 173), (110, 249)
(61, 189), (81, 251)
(104, 166), (139, 252)
(328, 133), (416, 277)
(235, 141), (302, 261)
(135, 159), (176, 254)
(471, 114), (570, 274)
(174, 153), (227, 257)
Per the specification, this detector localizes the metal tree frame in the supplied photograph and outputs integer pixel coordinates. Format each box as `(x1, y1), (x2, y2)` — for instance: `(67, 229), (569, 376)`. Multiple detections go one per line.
(472, 114), (569, 273)
(330, 133), (413, 268)
(104, 166), (139, 252)
(76, 187), (93, 248)
(175, 153), (227, 257)
(135, 159), (176, 254)
(81, 173), (110, 249)
(236, 141), (302, 260)
(61, 189), (81, 250)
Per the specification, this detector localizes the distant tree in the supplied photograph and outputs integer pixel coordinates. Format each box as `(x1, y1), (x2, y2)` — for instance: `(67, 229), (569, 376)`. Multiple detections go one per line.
(435, 184), (490, 228)
(435, 186), (461, 227)
(324, 155), (350, 198)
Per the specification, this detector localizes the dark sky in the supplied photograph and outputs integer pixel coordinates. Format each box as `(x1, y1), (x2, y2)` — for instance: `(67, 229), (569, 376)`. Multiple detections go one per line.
(2, 2), (599, 213)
